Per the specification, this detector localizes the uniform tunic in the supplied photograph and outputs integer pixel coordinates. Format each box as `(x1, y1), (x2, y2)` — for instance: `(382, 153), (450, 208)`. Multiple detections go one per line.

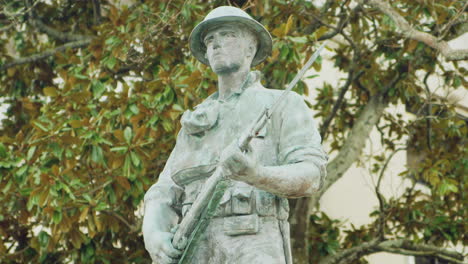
(144, 71), (327, 263)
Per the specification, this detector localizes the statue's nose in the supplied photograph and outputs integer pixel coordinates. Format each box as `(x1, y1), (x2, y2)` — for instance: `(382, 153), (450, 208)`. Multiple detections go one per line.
(212, 36), (221, 50)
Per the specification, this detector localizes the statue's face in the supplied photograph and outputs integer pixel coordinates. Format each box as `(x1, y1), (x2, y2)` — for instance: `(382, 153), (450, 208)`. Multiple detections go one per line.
(204, 25), (254, 75)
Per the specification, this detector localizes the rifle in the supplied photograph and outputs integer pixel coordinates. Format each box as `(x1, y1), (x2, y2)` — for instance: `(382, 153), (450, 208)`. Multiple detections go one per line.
(171, 42), (327, 264)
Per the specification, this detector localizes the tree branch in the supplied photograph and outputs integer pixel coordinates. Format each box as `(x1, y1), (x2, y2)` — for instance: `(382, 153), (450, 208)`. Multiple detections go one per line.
(312, 93), (390, 207)
(438, 1), (468, 40)
(319, 4), (362, 41)
(25, 0), (91, 42)
(92, 0), (102, 25)
(361, 0), (468, 61)
(0, 23), (15, 33)
(319, 239), (381, 264)
(320, 69), (364, 139)
(102, 211), (139, 233)
(319, 239), (465, 264)
(312, 71), (403, 206)
(375, 147), (406, 239)
(30, 17), (91, 42)
(0, 39), (91, 71)
(376, 240), (466, 264)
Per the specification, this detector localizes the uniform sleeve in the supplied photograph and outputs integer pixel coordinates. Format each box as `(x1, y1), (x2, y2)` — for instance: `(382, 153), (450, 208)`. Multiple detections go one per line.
(277, 93), (328, 183)
(144, 142), (184, 212)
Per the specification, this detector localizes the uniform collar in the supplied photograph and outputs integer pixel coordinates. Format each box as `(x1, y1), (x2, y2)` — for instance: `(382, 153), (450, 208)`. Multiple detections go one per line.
(208, 71), (261, 101)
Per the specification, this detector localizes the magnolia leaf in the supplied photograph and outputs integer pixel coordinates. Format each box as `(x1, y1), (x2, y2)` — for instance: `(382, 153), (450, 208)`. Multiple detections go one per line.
(116, 176), (131, 190)
(0, 143), (7, 158)
(91, 145), (104, 164)
(38, 231), (50, 248)
(124, 155), (132, 179)
(94, 213), (102, 232)
(27, 146), (36, 160)
(43, 87), (58, 97)
(110, 146), (128, 153)
(314, 26), (328, 40)
(130, 151), (140, 167)
(129, 104), (139, 115)
(69, 229), (84, 249)
(69, 120), (82, 128)
(92, 80), (106, 99)
(284, 15), (294, 35)
(33, 121), (49, 132)
(271, 23), (286, 38)
(16, 165), (28, 177)
(53, 210), (62, 224)
(124, 126), (133, 144)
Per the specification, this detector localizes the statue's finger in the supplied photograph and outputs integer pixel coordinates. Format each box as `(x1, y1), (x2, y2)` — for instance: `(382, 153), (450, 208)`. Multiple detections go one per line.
(158, 253), (179, 264)
(163, 243), (183, 258)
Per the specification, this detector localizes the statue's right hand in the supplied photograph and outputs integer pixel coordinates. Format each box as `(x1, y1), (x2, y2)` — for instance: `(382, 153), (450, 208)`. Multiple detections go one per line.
(144, 231), (182, 264)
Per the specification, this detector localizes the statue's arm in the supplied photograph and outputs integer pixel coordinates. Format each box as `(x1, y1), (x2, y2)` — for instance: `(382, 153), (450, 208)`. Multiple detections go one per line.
(222, 93), (327, 198)
(142, 148), (184, 262)
(249, 161), (324, 198)
(142, 181), (182, 234)
(263, 92), (327, 198)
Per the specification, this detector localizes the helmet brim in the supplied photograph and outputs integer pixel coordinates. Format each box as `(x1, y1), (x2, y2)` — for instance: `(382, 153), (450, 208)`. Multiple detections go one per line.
(189, 16), (272, 67)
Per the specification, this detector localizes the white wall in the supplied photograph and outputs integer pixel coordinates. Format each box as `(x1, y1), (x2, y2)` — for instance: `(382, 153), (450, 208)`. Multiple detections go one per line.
(305, 32), (467, 264)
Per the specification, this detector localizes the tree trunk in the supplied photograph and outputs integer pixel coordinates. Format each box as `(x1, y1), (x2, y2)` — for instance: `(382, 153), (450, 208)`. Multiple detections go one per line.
(290, 94), (390, 263)
(289, 197), (311, 264)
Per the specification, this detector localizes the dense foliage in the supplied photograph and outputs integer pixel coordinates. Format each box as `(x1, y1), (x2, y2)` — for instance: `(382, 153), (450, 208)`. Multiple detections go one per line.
(0, 0), (466, 263)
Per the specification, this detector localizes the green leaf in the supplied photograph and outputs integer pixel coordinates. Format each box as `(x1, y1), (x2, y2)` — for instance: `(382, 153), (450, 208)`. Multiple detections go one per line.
(16, 165), (28, 177)
(0, 143), (7, 158)
(306, 74), (319, 79)
(91, 145), (104, 164)
(33, 121), (49, 132)
(130, 151), (140, 167)
(38, 231), (50, 248)
(149, 115), (159, 126)
(288, 36), (307, 44)
(124, 155), (132, 179)
(27, 193), (37, 211)
(2, 180), (12, 194)
(104, 56), (117, 69)
(129, 104), (139, 115)
(453, 76), (461, 87)
(26, 146), (36, 160)
(110, 146), (128, 153)
(95, 201), (107, 211)
(105, 36), (122, 47)
(53, 210), (62, 224)
(51, 142), (63, 158)
(124, 126), (133, 144)
(280, 45), (289, 60)
(92, 80), (106, 99)
(172, 104), (184, 111)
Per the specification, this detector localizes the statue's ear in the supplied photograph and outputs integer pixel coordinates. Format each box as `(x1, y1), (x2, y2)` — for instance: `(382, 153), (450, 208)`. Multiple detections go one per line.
(247, 43), (256, 58)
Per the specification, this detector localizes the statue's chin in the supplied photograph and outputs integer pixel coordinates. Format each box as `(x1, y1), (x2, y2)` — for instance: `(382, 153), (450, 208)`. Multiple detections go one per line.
(212, 63), (241, 75)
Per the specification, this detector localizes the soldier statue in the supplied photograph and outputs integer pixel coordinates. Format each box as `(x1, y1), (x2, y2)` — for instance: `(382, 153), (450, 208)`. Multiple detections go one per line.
(142, 6), (327, 264)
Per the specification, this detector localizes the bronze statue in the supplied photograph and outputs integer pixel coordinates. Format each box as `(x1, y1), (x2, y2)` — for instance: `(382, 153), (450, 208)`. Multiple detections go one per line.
(143, 6), (327, 264)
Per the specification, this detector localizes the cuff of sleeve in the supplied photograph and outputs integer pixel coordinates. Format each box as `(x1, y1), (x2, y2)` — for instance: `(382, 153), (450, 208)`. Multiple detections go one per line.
(318, 163), (327, 190)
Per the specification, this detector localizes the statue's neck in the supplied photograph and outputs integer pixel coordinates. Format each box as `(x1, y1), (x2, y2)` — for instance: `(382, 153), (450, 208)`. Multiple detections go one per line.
(217, 69), (249, 100)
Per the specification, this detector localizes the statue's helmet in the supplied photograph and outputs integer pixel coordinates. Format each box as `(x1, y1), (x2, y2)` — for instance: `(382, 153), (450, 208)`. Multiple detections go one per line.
(189, 6), (272, 67)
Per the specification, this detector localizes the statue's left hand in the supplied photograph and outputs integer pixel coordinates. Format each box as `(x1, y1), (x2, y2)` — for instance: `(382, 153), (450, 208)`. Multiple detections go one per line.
(220, 141), (259, 182)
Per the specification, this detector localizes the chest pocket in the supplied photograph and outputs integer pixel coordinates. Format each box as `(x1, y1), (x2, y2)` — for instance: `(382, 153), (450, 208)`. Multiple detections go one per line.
(231, 187), (253, 215)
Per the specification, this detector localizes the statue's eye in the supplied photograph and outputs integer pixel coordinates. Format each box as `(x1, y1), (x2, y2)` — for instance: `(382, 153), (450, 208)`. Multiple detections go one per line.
(204, 36), (213, 45)
(224, 32), (236, 37)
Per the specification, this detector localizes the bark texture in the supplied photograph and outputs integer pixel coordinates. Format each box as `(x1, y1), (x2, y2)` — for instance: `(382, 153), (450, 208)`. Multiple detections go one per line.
(290, 94), (390, 264)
